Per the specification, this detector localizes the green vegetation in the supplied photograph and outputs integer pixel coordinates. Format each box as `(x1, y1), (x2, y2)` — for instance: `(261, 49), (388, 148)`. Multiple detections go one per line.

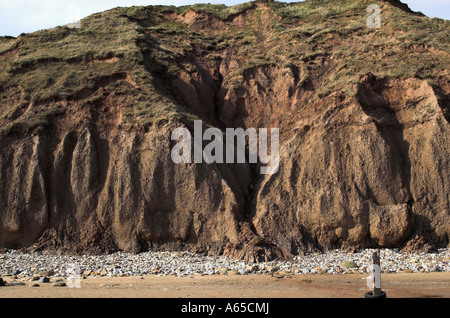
(268, 0), (367, 22)
(153, 2), (255, 20)
(341, 261), (358, 269)
(0, 0), (449, 134)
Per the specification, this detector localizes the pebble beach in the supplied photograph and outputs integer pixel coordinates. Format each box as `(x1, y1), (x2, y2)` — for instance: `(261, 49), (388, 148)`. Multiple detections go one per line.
(1, 248), (449, 279)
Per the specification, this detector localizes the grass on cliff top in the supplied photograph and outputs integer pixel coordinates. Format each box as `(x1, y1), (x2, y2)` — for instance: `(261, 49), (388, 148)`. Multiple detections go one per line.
(1, 0), (449, 134)
(0, 8), (187, 134)
(153, 2), (256, 20)
(264, 0), (450, 99)
(1, 11), (139, 99)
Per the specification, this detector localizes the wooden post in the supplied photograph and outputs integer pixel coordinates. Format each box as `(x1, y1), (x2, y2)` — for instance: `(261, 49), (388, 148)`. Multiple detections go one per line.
(372, 249), (382, 296)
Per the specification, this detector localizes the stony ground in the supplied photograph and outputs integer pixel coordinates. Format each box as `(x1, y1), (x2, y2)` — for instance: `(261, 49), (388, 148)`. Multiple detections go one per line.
(1, 248), (449, 280)
(1, 248), (449, 298)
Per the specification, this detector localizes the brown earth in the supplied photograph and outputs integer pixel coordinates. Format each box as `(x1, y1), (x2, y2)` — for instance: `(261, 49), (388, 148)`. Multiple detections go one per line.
(0, 273), (449, 298)
(0, 1), (449, 260)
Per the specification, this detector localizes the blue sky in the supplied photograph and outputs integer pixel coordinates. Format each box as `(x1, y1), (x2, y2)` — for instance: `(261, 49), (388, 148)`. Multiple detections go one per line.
(0, 0), (449, 37)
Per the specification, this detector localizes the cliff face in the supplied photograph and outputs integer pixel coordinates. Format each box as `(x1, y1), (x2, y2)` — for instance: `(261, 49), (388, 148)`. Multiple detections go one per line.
(0, 0), (449, 259)
(253, 75), (450, 257)
(0, 125), (252, 255)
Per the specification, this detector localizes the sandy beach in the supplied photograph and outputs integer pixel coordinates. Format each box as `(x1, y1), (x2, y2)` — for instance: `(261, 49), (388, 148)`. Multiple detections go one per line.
(1, 272), (449, 298)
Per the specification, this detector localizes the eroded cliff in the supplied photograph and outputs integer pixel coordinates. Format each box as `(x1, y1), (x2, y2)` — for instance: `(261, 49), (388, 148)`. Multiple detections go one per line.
(0, 0), (449, 260)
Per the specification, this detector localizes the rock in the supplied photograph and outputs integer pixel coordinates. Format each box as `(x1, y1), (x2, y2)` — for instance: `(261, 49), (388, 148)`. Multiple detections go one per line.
(246, 265), (259, 272)
(265, 266), (279, 272)
(9, 282), (25, 286)
(276, 270), (291, 277)
(403, 269), (414, 273)
(38, 271), (53, 277)
(31, 284), (40, 287)
(345, 247), (357, 254)
(227, 270), (240, 275)
(216, 267), (229, 273)
(238, 268), (250, 275)
(83, 270), (92, 276)
(53, 282), (66, 287)
(369, 204), (413, 247)
(31, 275), (40, 281)
(38, 277), (50, 283)
(402, 235), (437, 253)
(0, 278), (5, 286)
(99, 270), (108, 276)
(341, 261), (358, 269)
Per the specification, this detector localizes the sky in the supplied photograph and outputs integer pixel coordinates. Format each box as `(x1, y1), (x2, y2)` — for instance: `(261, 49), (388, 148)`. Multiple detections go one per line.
(0, 0), (449, 37)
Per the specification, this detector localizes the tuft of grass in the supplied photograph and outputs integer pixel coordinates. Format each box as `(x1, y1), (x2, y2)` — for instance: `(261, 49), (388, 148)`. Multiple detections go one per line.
(341, 261), (358, 269)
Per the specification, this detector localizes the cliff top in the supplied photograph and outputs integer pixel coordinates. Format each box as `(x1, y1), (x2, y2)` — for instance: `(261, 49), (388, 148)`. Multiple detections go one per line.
(0, 0), (448, 135)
